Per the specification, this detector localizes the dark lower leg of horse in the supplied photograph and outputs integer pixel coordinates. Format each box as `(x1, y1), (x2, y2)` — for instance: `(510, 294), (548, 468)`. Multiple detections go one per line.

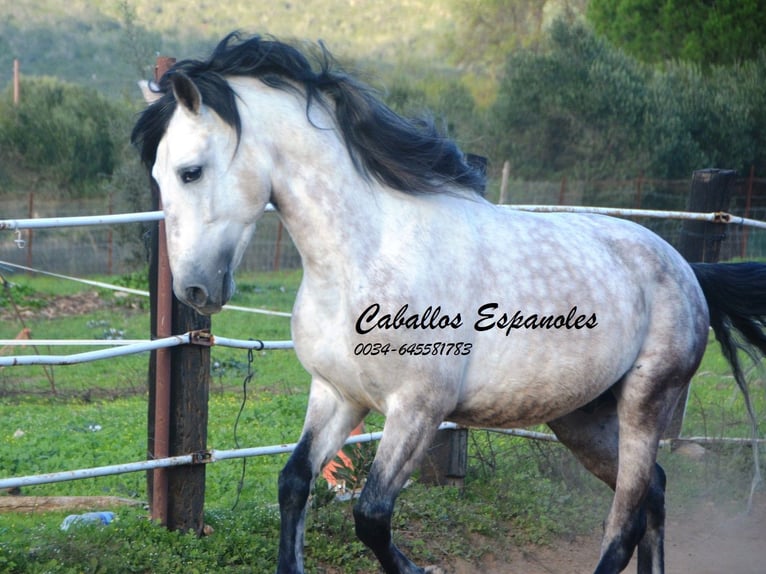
(595, 510), (646, 574)
(593, 464), (666, 574)
(590, 464), (665, 574)
(276, 435), (314, 574)
(637, 464), (666, 574)
(353, 415), (442, 574)
(590, 429), (668, 574)
(354, 493), (424, 574)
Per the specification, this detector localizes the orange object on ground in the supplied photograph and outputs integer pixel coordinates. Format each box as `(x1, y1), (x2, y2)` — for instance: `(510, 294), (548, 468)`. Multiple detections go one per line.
(0, 328), (31, 356)
(322, 423), (364, 486)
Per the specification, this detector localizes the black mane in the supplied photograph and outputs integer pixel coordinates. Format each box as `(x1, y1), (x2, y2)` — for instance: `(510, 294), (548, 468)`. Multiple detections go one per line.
(131, 32), (486, 195)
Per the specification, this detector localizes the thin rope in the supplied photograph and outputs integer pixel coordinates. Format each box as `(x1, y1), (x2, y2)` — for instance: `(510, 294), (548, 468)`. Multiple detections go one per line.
(0, 260), (291, 317)
(231, 347), (256, 511)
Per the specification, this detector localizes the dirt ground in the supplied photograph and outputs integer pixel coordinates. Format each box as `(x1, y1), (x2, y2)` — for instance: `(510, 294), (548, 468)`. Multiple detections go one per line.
(447, 491), (765, 574)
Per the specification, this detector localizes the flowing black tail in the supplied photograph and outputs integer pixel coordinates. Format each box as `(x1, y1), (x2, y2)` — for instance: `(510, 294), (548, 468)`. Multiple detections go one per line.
(691, 262), (766, 508)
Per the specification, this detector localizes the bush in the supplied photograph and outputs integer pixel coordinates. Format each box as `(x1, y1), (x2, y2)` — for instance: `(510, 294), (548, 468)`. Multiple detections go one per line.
(490, 19), (766, 180)
(0, 77), (121, 187)
(491, 20), (649, 180)
(380, 67), (486, 158)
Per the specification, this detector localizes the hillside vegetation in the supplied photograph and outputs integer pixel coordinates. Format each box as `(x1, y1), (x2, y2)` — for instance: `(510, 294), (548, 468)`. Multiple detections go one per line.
(0, 0), (474, 98)
(0, 0), (502, 201)
(2, 1), (765, 207)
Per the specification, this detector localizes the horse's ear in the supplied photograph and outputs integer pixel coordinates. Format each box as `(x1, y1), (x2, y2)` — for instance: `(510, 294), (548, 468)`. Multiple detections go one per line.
(170, 72), (202, 115)
(138, 80), (163, 105)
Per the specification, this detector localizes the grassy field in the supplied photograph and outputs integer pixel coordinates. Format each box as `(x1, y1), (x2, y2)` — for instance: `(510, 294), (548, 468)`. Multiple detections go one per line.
(0, 269), (763, 573)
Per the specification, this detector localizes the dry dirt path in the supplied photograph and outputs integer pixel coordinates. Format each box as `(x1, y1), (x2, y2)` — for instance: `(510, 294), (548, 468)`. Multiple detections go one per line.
(447, 492), (765, 574)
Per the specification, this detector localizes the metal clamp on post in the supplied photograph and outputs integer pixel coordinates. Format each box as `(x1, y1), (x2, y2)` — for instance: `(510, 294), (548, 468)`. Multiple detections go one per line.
(713, 211), (731, 224)
(191, 450), (213, 465)
(189, 329), (214, 346)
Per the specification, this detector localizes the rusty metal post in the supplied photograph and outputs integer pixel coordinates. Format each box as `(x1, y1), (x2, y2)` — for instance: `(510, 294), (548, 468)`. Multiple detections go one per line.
(151, 200), (173, 525)
(146, 56), (172, 526)
(145, 55), (211, 534)
(498, 160), (510, 205)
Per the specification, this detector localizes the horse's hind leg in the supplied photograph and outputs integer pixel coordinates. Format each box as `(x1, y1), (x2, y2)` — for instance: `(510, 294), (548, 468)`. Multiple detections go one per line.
(548, 389), (670, 574)
(637, 464), (666, 574)
(593, 371), (682, 574)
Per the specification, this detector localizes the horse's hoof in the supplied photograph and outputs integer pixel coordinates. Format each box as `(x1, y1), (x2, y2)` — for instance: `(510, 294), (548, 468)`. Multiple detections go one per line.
(424, 567), (446, 574)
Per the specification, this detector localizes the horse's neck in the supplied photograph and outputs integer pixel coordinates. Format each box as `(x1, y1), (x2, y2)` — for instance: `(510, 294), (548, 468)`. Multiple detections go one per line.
(260, 102), (380, 282)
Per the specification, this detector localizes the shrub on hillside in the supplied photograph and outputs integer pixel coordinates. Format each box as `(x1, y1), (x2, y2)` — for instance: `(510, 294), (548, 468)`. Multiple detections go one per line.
(490, 20), (766, 180)
(0, 77), (120, 188)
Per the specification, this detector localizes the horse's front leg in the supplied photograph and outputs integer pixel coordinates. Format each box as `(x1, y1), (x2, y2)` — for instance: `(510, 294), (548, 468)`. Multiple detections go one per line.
(353, 407), (444, 574)
(276, 378), (367, 574)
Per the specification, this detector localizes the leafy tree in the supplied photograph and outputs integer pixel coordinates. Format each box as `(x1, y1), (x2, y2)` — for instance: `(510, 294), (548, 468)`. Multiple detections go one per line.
(445, 0), (588, 81)
(491, 20), (650, 180)
(0, 77), (121, 189)
(631, 51), (766, 177)
(490, 20), (766, 181)
(588, 0), (766, 67)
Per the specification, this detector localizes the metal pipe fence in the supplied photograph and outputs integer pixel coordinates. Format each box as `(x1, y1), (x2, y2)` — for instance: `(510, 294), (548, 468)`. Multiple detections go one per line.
(1, 204), (764, 498)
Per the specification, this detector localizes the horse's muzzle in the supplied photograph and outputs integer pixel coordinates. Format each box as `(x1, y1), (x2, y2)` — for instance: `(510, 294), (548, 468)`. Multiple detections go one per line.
(179, 270), (234, 315)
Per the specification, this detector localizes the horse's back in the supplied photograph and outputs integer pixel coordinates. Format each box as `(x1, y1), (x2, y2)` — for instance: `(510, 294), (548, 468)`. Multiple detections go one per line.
(293, 199), (709, 426)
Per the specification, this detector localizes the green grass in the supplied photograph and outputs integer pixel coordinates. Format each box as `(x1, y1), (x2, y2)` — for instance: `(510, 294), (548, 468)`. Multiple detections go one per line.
(0, 269), (764, 573)
(685, 331), (766, 439)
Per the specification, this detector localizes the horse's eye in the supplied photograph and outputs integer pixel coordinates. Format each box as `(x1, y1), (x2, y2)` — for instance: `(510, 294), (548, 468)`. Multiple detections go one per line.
(180, 166), (203, 184)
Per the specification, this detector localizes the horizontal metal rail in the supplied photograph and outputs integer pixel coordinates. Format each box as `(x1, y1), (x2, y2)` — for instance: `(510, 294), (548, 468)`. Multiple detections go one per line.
(2, 204), (765, 231)
(0, 332), (293, 366)
(0, 333), (191, 366)
(506, 204), (766, 230)
(0, 339), (150, 347)
(2, 422), (762, 491)
(0, 423), (459, 490)
(0, 204), (276, 231)
(0, 211), (164, 230)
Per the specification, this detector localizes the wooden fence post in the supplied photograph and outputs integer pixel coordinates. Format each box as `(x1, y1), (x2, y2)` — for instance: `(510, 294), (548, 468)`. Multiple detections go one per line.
(419, 427), (468, 487)
(146, 56), (212, 534)
(678, 168), (735, 263)
(13, 59), (20, 106)
(666, 168), (735, 439)
(498, 160), (510, 204)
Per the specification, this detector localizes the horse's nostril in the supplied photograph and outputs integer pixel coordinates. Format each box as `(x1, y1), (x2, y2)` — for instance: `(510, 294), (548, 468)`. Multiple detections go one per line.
(185, 285), (209, 307)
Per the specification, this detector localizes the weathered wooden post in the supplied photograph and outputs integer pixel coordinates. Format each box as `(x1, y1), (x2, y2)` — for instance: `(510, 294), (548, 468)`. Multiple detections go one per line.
(666, 168), (735, 438)
(13, 59), (20, 106)
(146, 56), (212, 534)
(678, 169), (735, 263)
(498, 160), (510, 205)
(419, 427), (468, 487)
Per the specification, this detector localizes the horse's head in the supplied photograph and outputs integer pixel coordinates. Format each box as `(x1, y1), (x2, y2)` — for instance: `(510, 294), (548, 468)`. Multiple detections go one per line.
(133, 33), (487, 314)
(135, 72), (270, 314)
